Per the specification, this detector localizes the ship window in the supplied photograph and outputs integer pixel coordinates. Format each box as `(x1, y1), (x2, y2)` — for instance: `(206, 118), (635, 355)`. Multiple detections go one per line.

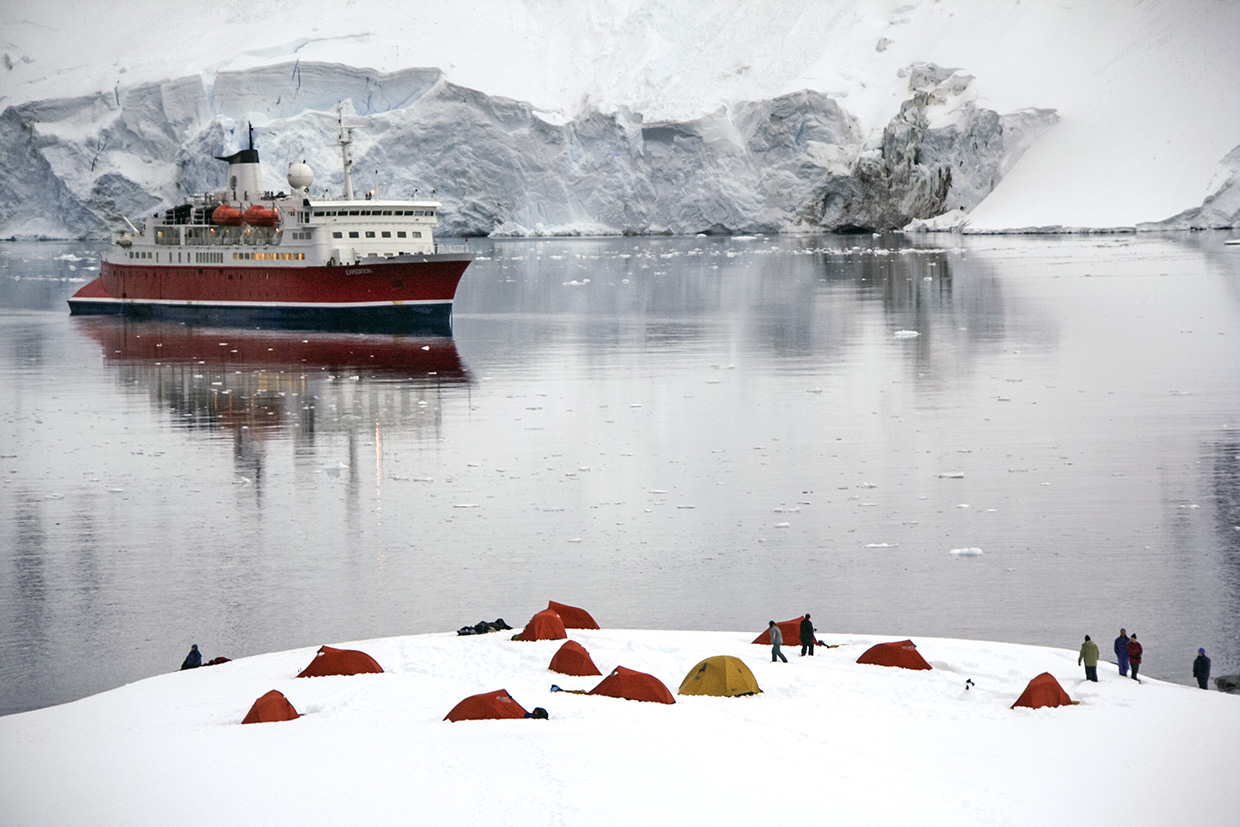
(348, 210), (360, 216)
(412, 231), (422, 238)
(381, 231), (391, 238)
(333, 232), (343, 238)
(365, 231), (375, 238)
(397, 231), (407, 238)
(381, 210), (392, 216)
(349, 231), (359, 238)
(361, 210), (373, 216)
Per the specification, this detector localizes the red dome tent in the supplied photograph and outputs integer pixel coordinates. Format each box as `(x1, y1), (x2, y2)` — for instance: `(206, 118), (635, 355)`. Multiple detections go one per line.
(1011, 672), (1074, 710)
(588, 666), (676, 704)
(856, 640), (933, 671)
(241, 689), (300, 724)
(296, 645), (384, 678)
(548, 640), (602, 676)
(751, 617), (808, 647)
(548, 600), (600, 630)
(514, 609), (568, 641)
(444, 689), (529, 722)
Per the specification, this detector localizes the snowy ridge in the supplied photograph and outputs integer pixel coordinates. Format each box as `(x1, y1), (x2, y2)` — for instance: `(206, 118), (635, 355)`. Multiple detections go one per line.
(2, 0), (1239, 237)
(0, 628), (1235, 826)
(0, 63), (1056, 238)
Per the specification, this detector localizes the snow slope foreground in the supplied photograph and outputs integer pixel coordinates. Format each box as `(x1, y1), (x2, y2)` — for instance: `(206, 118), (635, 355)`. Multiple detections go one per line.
(1, 630), (1235, 826)
(2, 0), (1238, 237)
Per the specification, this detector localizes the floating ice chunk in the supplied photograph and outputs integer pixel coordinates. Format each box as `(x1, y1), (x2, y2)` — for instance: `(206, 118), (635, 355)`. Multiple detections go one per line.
(865, 542), (898, 548)
(894, 330), (920, 338)
(774, 522), (790, 528)
(937, 472), (965, 478)
(950, 547), (984, 556)
(454, 503), (480, 508)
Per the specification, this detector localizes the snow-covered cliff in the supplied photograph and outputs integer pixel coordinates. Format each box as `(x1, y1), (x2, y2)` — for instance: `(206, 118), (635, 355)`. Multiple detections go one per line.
(2, 0), (1237, 238)
(0, 61), (1059, 238)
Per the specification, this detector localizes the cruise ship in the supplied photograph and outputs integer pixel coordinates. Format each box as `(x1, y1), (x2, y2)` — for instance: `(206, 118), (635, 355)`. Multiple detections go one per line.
(69, 117), (473, 332)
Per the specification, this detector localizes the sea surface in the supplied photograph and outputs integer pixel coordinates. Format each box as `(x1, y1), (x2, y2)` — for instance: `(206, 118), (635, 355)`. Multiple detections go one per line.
(2, 233), (1238, 715)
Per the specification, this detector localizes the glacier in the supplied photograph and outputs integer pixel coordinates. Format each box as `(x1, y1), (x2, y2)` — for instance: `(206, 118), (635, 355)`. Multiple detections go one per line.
(2, 0), (1239, 239)
(0, 60), (1061, 238)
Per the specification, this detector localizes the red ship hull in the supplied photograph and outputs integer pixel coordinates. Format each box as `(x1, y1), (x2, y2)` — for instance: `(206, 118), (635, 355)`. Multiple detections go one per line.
(69, 256), (470, 333)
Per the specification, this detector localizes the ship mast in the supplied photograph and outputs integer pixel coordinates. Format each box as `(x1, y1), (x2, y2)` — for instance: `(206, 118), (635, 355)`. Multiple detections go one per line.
(337, 105), (356, 201)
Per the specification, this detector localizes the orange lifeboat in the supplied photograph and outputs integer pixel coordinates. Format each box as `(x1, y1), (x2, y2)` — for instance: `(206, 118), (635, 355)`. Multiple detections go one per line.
(212, 204), (242, 225)
(242, 205), (280, 227)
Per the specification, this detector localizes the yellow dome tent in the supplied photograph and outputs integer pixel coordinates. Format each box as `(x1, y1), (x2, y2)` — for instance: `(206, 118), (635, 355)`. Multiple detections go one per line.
(678, 655), (762, 697)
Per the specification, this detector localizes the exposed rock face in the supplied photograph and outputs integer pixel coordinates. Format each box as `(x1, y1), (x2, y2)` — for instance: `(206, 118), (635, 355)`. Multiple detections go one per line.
(0, 60), (1057, 239)
(815, 64), (1056, 232)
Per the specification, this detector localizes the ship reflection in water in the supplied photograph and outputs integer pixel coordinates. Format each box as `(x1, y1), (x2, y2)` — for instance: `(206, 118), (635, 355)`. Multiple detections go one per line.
(76, 318), (468, 479)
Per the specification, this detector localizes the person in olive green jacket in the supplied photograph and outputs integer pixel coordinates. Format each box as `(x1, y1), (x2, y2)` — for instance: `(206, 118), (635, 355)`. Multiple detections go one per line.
(1078, 635), (1100, 682)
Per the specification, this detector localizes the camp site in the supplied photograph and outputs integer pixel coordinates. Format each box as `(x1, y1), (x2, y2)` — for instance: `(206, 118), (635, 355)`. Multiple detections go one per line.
(2, 615), (1237, 826)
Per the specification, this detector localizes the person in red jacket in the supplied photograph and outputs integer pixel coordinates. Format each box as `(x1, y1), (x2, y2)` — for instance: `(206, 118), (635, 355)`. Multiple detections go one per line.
(1127, 633), (1144, 682)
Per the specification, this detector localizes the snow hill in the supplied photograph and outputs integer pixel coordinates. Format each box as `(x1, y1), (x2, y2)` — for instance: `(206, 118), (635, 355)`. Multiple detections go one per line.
(0, 629), (1236, 826)
(1, 0), (1239, 238)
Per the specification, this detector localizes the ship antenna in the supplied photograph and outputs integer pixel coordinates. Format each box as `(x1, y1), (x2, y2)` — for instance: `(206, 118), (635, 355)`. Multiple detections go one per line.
(337, 103), (356, 201)
(247, 122), (255, 151)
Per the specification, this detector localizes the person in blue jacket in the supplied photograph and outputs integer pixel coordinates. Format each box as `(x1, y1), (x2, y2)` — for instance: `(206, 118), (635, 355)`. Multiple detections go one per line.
(180, 644), (202, 670)
(1114, 628), (1130, 677)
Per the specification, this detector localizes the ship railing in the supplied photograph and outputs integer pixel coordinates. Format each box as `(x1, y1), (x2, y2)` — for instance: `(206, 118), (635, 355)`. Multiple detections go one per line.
(435, 243), (470, 254)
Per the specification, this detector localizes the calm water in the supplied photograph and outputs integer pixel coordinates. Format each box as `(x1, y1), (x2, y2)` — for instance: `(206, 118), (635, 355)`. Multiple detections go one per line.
(2, 233), (1238, 715)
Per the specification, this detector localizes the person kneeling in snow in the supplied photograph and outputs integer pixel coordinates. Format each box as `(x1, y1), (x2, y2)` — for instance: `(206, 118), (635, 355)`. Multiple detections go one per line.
(180, 644), (202, 670)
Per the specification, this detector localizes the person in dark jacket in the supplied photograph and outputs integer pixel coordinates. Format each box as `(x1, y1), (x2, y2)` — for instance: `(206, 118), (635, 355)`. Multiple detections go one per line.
(1193, 648), (1211, 690)
(1078, 635), (1100, 682)
(1114, 628), (1130, 676)
(800, 614), (815, 657)
(180, 644), (202, 670)
(769, 621), (788, 663)
(1126, 633), (1143, 682)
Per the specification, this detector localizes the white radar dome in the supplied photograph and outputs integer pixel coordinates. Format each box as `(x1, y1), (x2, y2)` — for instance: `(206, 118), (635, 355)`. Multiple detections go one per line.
(287, 161), (314, 191)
